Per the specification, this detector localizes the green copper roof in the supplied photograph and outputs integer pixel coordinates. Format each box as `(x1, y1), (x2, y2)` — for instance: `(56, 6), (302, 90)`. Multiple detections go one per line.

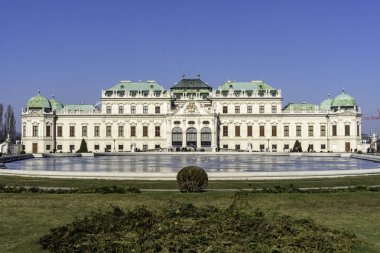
(59, 104), (99, 113)
(217, 80), (277, 91)
(26, 92), (51, 109)
(171, 78), (212, 91)
(319, 97), (333, 111)
(283, 103), (318, 112)
(50, 96), (64, 111)
(331, 91), (357, 108)
(106, 81), (165, 92)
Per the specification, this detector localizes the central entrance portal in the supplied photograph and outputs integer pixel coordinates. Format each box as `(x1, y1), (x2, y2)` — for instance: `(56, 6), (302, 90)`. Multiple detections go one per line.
(186, 127), (197, 147)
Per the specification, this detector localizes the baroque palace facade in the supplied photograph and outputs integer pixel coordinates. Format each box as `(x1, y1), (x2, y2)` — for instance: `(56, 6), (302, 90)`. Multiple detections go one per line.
(21, 77), (362, 153)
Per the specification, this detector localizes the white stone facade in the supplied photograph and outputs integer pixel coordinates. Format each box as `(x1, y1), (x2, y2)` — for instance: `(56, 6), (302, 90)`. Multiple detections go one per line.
(21, 79), (362, 153)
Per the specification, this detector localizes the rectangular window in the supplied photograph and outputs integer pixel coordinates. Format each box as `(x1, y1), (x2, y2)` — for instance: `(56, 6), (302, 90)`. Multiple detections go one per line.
(272, 126), (277, 137)
(118, 126), (124, 137)
(94, 145), (99, 150)
(143, 144), (148, 151)
(296, 125), (302, 137)
(57, 126), (62, 137)
(271, 105), (277, 113)
(235, 144), (240, 151)
(106, 145), (111, 152)
(345, 125), (350, 136)
(94, 126), (100, 137)
(259, 126), (265, 137)
(272, 144), (277, 150)
(118, 145), (124, 151)
(155, 126), (160, 137)
(320, 125), (326, 137)
(247, 126), (253, 137)
(223, 106), (228, 114)
(284, 125), (289, 137)
(155, 144), (161, 149)
(235, 125), (240, 137)
(106, 106), (111, 114)
(33, 126), (38, 137)
(260, 144), (265, 151)
(155, 106), (160, 114)
(22, 125), (26, 137)
(259, 105), (265, 113)
(46, 125), (51, 137)
(46, 145), (51, 151)
(332, 125), (337, 136)
(223, 126), (228, 137)
(308, 125), (314, 137)
(247, 106), (252, 113)
(357, 124), (360, 137)
(143, 126), (148, 137)
(131, 106), (136, 114)
(131, 126), (136, 137)
(321, 144), (326, 150)
(69, 126), (75, 137)
(284, 144), (289, 150)
(143, 106), (148, 114)
(222, 144), (228, 149)
(235, 106), (240, 114)
(69, 145), (75, 152)
(118, 106), (124, 114)
(82, 126), (87, 137)
(106, 126), (112, 137)
(57, 145), (62, 150)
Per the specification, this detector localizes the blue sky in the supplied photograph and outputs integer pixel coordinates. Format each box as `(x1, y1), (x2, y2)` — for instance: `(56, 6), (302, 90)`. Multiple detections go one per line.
(1, 0), (379, 133)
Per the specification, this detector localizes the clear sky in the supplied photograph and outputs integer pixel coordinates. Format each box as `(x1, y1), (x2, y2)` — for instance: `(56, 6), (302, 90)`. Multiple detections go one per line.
(1, 0), (379, 133)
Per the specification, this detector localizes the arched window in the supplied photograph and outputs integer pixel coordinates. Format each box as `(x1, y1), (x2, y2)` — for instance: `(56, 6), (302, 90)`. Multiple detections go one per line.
(186, 127), (197, 147)
(172, 127), (182, 147)
(201, 127), (212, 147)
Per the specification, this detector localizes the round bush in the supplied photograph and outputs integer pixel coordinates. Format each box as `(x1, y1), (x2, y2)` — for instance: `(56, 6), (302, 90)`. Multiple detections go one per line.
(176, 166), (208, 192)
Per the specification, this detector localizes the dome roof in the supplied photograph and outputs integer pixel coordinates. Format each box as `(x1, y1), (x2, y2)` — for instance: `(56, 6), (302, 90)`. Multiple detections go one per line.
(26, 91), (51, 109)
(50, 96), (64, 111)
(319, 96), (333, 110)
(331, 91), (357, 108)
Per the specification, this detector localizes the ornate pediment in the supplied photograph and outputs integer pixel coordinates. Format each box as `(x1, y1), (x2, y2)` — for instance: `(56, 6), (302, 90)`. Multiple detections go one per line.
(173, 101), (212, 116)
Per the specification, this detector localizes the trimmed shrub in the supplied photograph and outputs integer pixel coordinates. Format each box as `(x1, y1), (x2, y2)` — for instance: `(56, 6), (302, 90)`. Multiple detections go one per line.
(77, 139), (88, 153)
(176, 166), (208, 192)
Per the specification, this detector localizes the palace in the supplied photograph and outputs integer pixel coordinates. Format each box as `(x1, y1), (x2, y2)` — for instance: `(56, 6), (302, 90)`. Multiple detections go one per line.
(21, 77), (362, 153)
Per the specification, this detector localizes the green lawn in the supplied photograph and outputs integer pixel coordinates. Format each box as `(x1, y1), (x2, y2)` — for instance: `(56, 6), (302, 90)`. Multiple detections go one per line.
(1, 175), (380, 252)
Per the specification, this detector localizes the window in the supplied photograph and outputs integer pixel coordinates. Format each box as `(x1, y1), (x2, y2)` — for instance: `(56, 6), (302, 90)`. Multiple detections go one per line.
(94, 145), (99, 150)
(155, 106), (160, 114)
(155, 144), (161, 149)
(118, 145), (124, 151)
(271, 105), (277, 113)
(131, 106), (136, 114)
(235, 144), (240, 151)
(69, 126), (75, 137)
(296, 125), (302, 137)
(57, 145), (62, 150)
(57, 126), (62, 137)
(332, 125), (337, 136)
(235, 125), (240, 137)
(345, 125), (350, 136)
(46, 145), (51, 151)
(94, 126), (100, 137)
(247, 126), (253, 137)
(155, 126), (160, 137)
(284, 144), (289, 150)
(106, 106), (111, 114)
(22, 125), (26, 137)
(118, 105), (124, 114)
(106, 145), (111, 152)
(69, 145), (75, 152)
(118, 126), (124, 137)
(33, 126), (38, 137)
(222, 144), (228, 149)
(259, 105), (265, 113)
(143, 106), (148, 114)
(308, 125), (314, 137)
(284, 125), (289, 137)
(272, 126), (277, 137)
(223, 126), (228, 137)
(82, 126), (87, 137)
(320, 125), (326, 137)
(143, 126), (148, 137)
(235, 106), (240, 114)
(321, 144), (326, 150)
(247, 106), (252, 113)
(357, 124), (360, 137)
(223, 106), (228, 113)
(131, 126), (136, 137)
(259, 126), (265, 137)
(143, 144), (148, 151)
(260, 144), (265, 151)
(46, 125), (51, 137)
(106, 126), (112, 137)
(272, 144), (277, 150)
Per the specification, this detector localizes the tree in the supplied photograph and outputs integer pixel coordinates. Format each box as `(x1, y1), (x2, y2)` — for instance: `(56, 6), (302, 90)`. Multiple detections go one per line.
(4, 105), (16, 143)
(78, 139), (88, 153)
(0, 104), (3, 142)
(292, 140), (302, 152)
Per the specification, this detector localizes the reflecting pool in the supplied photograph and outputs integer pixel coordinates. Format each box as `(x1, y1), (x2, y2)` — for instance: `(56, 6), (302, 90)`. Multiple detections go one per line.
(5, 154), (379, 173)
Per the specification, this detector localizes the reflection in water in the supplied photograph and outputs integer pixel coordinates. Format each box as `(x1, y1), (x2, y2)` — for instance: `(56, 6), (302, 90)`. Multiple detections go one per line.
(5, 155), (378, 173)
